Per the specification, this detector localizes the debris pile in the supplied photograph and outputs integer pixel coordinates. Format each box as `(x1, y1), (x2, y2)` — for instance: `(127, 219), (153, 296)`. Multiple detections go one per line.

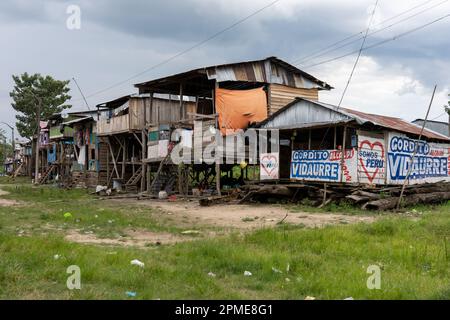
(203, 181), (450, 211)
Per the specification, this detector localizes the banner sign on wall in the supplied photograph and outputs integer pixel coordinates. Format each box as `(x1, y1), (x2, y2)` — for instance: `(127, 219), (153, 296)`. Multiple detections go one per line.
(260, 153), (279, 180)
(387, 133), (450, 184)
(289, 132), (449, 185)
(290, 149), (357, 182)
(358, 134), (386, 184)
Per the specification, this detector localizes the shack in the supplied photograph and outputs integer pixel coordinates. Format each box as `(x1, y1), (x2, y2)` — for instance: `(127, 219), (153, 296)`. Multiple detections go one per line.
(134, 56), (332, 195)
(255, 98), (450, 186)
(95, 93), (196, 192)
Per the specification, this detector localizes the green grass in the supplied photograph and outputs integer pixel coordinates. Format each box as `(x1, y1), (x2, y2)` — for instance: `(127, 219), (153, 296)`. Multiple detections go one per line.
(0, 185), (188, 239)
(0, 176), (31, 185)
(288, 199), (375, 215)
(0, 183), (449, 299)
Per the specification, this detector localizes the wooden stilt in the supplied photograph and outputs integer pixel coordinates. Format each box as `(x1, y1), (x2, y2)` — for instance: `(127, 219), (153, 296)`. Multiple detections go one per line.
(213, 82), (221, 196)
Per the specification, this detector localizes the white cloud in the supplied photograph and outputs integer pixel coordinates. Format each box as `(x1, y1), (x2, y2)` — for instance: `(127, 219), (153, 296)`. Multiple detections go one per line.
(316, 55), (449, 121)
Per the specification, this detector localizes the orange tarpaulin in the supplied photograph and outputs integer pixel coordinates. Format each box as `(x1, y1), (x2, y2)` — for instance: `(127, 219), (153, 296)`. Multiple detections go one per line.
(215, 87), (268, 135)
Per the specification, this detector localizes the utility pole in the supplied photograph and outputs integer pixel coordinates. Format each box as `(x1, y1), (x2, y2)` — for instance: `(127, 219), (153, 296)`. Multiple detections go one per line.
(446, 105), (450, 137)
(34, 97), (42, 184)
(397, 85), (437, 209)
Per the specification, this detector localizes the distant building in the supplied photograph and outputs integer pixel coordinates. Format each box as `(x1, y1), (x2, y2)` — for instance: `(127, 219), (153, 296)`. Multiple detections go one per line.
(412, 119), (449, 137)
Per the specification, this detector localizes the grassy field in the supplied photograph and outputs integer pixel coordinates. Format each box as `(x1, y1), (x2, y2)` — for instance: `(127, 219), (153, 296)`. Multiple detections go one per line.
(0, 178), (449, 300)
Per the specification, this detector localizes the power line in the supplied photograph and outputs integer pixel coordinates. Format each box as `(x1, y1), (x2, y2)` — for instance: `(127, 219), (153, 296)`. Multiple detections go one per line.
(318, 0), (380, 150)
(302, 13), (450, 69)
(337, 0), (380, 109)
(430, 111), (447, 120)
(76, 0), (281, 101)
(71, 77), (91, 110)
(295, 0), (449, 65)
(293, 0), (439, 64)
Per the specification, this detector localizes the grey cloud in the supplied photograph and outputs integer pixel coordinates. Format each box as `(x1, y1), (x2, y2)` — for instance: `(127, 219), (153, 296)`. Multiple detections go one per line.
(0, 0), (449, 138)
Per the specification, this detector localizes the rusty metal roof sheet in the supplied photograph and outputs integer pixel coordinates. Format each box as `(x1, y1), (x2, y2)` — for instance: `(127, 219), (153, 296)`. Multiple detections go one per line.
(134, 57), (333, 91)
(311, 99), (450, 141)
(257, 97), (450, 142)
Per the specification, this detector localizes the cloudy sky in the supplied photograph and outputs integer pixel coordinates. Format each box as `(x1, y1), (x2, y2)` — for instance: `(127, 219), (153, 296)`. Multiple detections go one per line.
(1, 0), (449, 140)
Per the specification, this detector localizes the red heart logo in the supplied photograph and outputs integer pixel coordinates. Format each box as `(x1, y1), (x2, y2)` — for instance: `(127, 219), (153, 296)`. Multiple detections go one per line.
(359, 140), (385, 183)
(261, 155), (277, 176)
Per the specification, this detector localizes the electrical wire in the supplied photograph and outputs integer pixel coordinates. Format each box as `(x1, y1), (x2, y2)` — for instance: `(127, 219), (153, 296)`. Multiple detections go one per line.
(293, 0), (444, 64)
(303, 13), (450, 69)
(295, 0), (449, 66)
(72, 0), (281, 103)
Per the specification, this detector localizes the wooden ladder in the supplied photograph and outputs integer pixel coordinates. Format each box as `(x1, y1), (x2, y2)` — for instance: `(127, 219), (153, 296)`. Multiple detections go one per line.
(38, 164), (57, 184)
(12, 162), (24, 178)
(149, 151), (173, 193)
(125, 166), (143, 190)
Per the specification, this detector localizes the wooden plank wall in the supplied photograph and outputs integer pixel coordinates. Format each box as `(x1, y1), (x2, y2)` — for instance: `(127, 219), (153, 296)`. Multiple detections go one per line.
(269, 83), (319, 114)
(97, 114), (130, 135)
(146, 98), (196, 125)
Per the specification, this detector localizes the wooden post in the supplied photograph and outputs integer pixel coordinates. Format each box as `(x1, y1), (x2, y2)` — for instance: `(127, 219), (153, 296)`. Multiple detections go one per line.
(140, 96), (147, 193)
(308, 129), (312, 150)
(121, 137), (126, 180)
(179, 83), (184, 120)
(106, 144), (110, 186)
(340, 126), (347, 183)
(397, 85), (437, 209)
(195, 95), (199, 114)
(333, 126), (337, 149)
(146, 165), (151, 194)
(213, 82), (221, 196)
(34, 98), (41, 184)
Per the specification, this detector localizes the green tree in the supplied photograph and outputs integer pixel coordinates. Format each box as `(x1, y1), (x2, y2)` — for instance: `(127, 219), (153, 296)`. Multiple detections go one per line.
(10, 73), (72, 139)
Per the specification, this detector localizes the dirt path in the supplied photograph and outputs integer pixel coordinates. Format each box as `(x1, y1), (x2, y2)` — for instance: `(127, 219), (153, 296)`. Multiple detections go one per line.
(65, 228), (193, 247)
(0, 185), (18, 207)
(124, 199), (376, 230)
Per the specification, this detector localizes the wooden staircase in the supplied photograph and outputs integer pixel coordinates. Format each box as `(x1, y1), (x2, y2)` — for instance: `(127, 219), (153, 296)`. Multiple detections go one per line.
(12, 162), (24, 178)
(149, 151), (175, 194)
(38, 164), (57, 184)
(125, 166), (143, 192)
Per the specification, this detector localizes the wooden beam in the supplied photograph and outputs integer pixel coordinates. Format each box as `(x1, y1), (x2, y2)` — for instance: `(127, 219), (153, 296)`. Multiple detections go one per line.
(340, 126), (347, 183)
(106, 138), (120, 179)
(333, 126), (337, 149)
(106, 144), (110, 186)
(186, 112), (218, 120)
(308, 129), (312, 150)
(121, 137), (126, 179)
(132, 132), (143, 148)
(141, 128), (147, 192)
(213, 81), (221, 196)
(179, 83), (184, 120)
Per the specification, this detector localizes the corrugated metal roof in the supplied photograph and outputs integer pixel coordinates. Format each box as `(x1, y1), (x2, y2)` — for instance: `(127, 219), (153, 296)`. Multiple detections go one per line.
(257, 98), (450, 142)
(62, 116), (93, 126)
(134, 57), (333, 91)
(412, 119), (449, 137)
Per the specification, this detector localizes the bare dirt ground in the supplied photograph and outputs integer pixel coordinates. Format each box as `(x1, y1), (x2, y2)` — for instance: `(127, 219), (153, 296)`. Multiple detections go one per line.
(0, 184), (375, 247)
(125, 199), (376, 230)
(65, 228), (192, 247)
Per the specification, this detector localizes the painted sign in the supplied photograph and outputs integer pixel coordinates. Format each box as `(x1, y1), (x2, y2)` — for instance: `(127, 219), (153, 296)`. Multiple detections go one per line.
(358, 134), (386, 184)
(260, 153), (279, 180)
(387, 133), (450, 184)
(290, 149), (357, 182)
